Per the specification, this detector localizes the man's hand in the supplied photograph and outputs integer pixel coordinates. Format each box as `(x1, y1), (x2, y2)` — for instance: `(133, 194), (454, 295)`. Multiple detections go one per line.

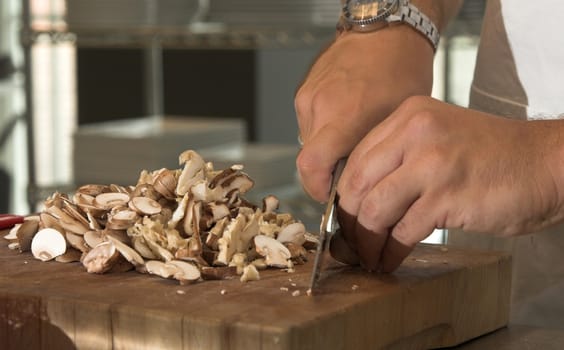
(337, 96), (564, 272)
(295, 25), (434, 202)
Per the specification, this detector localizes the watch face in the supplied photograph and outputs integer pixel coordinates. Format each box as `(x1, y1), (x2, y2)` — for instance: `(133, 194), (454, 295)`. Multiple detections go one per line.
(344, 0), (398, 22)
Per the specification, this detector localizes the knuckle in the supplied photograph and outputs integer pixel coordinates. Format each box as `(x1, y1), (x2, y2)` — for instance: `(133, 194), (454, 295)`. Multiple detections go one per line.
(342, 167), (371, 199)
(399, 95), (431, 113)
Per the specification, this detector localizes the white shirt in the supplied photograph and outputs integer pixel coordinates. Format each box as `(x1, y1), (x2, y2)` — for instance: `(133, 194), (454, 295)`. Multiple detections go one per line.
(502, 0), (564, 119)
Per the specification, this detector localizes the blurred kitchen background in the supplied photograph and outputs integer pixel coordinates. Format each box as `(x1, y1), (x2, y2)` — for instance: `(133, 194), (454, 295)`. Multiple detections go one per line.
(0, 0), (485, 238)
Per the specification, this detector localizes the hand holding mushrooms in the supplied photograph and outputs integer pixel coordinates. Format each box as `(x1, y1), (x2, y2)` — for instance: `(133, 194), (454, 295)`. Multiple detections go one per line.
(334, 96), (564, 272)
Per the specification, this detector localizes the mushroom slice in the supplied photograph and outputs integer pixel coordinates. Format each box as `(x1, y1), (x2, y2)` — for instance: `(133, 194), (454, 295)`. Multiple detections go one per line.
(106, 210), (139, 230)
(262, 195), (279, 213)
(66, 232), (90, 253)
(153, 169), (177, 200)
(107, 257), (134, 273)
(229, 252), (247, 275)
(14, 220), (38, 253)
(251, 258), (267, 270)
(43, 191), (67, 209)
(56, 248), (83, 263)
(276, 222), (306, 246)
(85, 211), (102, 230)
(61, 201), (90, 229)
(39, 212), (64, 232)
(168, 193), (189, 229)
(254, 235), (291, 268)
(176, 150), (205, 196)
(145, 260), (179, 279)
(145, 238), (174, 262)
(93, 192), (130, 211)
(4, 224), (20, 241)
(303, 232), (319, 250)
(129, 196), (162, 216)
(285, 242), (308, 264)
(46, 206), (89, 235)
(240, 264), (260, 282)
(132, 236), (158, 259)
(106, 235), (145, 267)
(205, 217), (228, 250)
(131, 183), (161, 200)
(221, 172), (254, 196)
(84, 230), (106, 249)
(237, 210), (260, 253)
(103, 229), (130, 245)
(216, 214), (246, 266)
(204, 202), (230, 222)
(109, 184), (129, 194)
(82, 241), (120, 273)
(167, 260), (201, 284)
(76, 184), (109, 196)
(31, 228), (67, 262)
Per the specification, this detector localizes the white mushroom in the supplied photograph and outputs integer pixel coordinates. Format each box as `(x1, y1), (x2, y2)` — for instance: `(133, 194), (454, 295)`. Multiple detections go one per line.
(254, 235), (291, 268)
(31, 228), (67, 262)
(83, 230), (106, 249)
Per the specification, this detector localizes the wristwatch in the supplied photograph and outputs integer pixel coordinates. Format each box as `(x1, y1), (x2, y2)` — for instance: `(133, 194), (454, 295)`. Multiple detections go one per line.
(337, 0), (440, 51)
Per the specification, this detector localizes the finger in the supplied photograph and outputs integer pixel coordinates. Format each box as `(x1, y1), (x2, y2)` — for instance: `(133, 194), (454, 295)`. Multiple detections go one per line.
(296, 125), (352, 202)
(337, 205), (359, 252)
(338, 131), (405, 221)
(380, 198), (438, 273)
(329, 229), (360, 265)
(352, 165), (422, 271)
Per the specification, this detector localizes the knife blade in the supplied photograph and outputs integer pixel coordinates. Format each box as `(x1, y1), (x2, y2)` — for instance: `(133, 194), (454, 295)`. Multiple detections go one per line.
(308, 158), (346, 294)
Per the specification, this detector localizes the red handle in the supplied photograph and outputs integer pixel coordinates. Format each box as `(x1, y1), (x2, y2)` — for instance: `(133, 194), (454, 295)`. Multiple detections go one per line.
(0, 214), (25, 229)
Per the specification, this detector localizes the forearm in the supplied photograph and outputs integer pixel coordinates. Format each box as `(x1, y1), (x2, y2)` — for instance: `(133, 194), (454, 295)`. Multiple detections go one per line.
(411, 0), (464, 33)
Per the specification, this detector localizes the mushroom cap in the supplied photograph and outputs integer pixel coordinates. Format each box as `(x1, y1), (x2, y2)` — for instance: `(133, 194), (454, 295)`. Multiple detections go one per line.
(31, 228), (67, 262)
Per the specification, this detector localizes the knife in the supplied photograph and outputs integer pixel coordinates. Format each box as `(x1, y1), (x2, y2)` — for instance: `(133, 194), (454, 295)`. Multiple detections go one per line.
(308, 158), (346, 294)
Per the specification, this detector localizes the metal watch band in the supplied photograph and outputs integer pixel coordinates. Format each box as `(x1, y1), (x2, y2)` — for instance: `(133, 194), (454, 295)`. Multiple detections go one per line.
(337, 1), (440, 51)
(397, 3), (439, 50)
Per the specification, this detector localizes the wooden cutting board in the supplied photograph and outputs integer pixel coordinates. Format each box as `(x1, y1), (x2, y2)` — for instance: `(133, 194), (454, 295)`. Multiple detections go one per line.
(0, 236), (511, 350)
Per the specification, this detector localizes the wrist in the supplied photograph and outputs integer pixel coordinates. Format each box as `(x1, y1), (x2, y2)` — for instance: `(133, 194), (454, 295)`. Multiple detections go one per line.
(337, 0), (441, 52)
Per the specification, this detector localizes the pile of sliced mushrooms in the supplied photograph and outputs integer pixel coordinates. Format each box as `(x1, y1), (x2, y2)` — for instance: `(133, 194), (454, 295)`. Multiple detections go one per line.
(4, 150), (317, 285)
